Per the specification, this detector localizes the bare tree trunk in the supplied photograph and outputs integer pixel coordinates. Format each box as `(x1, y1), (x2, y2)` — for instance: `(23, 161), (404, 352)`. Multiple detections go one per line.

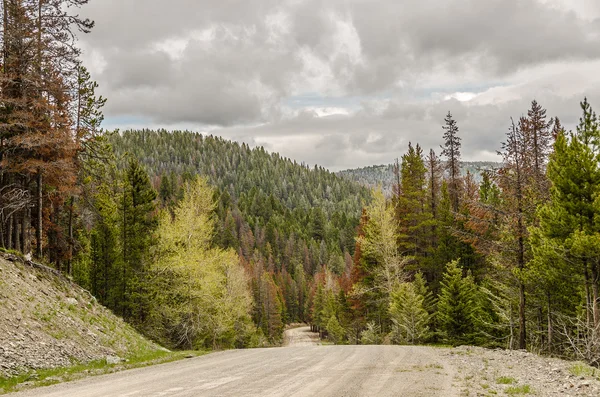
(519, 282), (526, 350)
(585, 262), (592, 327)
(67, 196), (74, 276)
(13, 212), (20, 252)
(517, 215), (527, 350)
(3, 0), (8, 73)
(21, 205), (30, 255)
(0, 214), (4, 249)
(7, 214), (12, 249)
(547, 293), (553, 355)
(36, 170), (42, 258)
(591, 262), (600, 327)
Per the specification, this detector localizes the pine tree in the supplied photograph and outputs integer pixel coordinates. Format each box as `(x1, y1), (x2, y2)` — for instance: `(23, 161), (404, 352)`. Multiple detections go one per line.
(522, 100), (552, 194)
(75, 64), (106, 159)
(441, 111), (462, 212)
(396, 143), (429, 259)
(532, 99), (600, 329)
(426, 149), (443, 219)
(120, 158), (157, 321)
(326, 315), (346, 344)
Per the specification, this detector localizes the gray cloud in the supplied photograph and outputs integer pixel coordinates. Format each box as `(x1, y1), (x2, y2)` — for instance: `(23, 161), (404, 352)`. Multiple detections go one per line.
(78, 0), (600, 168)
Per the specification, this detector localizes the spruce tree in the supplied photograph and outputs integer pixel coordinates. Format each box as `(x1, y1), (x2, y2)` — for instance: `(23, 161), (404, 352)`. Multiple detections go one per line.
(437, 260), (480, 345)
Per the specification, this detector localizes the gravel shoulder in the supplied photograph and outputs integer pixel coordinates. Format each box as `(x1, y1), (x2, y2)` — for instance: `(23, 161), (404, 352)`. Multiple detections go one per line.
(444, 346), (600, 396)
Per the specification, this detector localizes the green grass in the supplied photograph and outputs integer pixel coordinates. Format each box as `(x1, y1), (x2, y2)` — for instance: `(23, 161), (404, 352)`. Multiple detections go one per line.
(0, 349), (208, 395)
(505, 384), (532, 395)
(425, 363), (444, 369)
(569, 362), (598, 378)
(496, 376), (517, 385)
(0, 248), (24, 257)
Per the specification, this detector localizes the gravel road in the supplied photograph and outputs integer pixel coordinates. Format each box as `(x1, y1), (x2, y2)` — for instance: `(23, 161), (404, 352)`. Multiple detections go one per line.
(8, 327), (458, 397)
(283, 326), (321, 346)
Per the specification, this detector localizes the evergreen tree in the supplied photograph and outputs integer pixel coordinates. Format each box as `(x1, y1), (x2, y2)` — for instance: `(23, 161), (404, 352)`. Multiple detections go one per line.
(496, 119), (530, 350)
(396, 143), (429, 259)
(120, 158), (157, 321)
(522, 100), (552, 195)
(532, 99), (600, 329)
(437, 260), (480, 345)
(441, 112), (462, 212)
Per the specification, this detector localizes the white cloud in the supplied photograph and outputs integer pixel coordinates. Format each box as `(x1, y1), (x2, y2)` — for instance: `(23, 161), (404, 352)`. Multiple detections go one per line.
(78, 0), (600, 169)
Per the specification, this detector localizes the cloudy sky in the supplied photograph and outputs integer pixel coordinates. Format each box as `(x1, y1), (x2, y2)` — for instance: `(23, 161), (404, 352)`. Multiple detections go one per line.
(77, 0), (600, 171)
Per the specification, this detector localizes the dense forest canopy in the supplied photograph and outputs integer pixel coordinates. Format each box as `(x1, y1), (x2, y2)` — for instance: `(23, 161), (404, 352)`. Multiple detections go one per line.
(2, 0), (600, 368)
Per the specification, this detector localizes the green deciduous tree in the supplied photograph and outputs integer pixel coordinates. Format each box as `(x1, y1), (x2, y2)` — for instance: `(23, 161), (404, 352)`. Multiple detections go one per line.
(148, 178), (256, 349)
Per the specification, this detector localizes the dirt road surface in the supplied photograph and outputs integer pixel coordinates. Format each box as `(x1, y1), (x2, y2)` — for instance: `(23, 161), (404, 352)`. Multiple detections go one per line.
(283, 326), (320, 346)
(8, 328), (458, 397)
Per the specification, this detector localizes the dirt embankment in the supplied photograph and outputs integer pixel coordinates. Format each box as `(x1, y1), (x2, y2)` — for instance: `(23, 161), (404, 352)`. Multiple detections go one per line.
(0, 254), (161, 379)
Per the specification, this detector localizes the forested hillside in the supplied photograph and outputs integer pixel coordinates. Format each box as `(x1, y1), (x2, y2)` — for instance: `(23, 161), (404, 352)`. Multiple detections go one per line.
(108, 130), (368, 260)
(338, 161), (500, 193)
(91, 130), (370, 343)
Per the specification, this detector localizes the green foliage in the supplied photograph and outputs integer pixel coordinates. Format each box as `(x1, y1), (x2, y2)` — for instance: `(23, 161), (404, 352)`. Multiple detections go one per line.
(529, 99), (600, 359)
(252, 271), (284, 343)
(120, 158), (158, 321)
(496, 376), (517, 385)
(326, 315), (346, 344)
(437, 260), (481, 345)
(389, 282), (430, 344)
(505, 384), (532, 395)
(146, 178), (256, 349)
(354, 189), (408, 333)
(360, 322), (383, 345)
(396, 143), (431, 258)
(108, 130), (369, 272)
(568, 362), (599, 378)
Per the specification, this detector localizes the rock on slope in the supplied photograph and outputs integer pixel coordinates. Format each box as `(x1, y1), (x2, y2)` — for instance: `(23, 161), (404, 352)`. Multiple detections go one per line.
(0, 254), (161, 378)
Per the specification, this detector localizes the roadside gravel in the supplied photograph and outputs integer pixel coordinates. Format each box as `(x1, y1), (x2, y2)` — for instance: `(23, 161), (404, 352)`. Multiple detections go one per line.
(445, 346), (600, 396)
